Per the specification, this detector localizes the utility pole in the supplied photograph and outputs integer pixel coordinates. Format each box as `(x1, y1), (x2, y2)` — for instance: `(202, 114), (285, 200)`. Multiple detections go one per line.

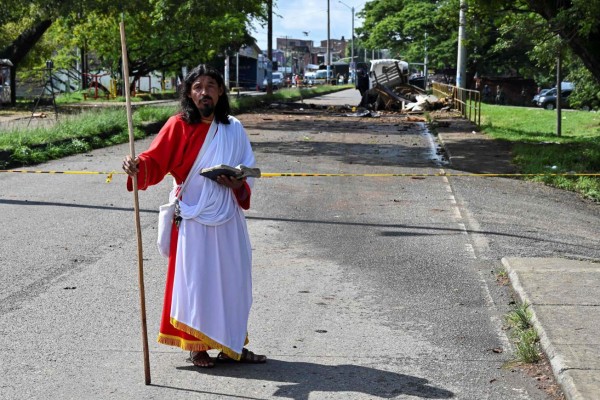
(456, 0), (467, 89)
(556, 48), (562, 137)
(285, 36), (288, 75)
(327, 0), (331, 83)
(267, 0), (273, 95)
(224, 55), (230, 89)
(424, 32), (429, 90)
(235, 52), (240, 89)
(350, 5), (354, 68)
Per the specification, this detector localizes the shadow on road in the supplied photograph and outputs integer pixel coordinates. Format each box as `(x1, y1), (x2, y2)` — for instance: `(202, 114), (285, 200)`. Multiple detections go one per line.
(173, 358), (454, 400)
(0, 199), (595, 252)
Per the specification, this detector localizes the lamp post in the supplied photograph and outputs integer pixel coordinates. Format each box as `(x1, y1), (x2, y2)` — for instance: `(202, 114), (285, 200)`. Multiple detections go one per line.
(339, 0), (355, 74)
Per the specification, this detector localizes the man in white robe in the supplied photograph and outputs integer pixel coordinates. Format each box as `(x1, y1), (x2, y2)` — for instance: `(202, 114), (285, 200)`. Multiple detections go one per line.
(123, 64), (266, 368)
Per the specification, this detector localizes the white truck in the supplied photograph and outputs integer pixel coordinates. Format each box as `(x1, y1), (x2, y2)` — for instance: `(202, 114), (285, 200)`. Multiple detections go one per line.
(360, 59), (426, 109)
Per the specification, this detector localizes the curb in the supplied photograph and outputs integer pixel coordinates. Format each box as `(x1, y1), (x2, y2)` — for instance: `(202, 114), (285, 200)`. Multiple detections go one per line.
(501, 257), (581, 400)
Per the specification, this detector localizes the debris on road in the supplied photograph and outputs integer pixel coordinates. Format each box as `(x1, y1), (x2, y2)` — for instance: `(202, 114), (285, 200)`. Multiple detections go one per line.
(359, 59), (454, 114)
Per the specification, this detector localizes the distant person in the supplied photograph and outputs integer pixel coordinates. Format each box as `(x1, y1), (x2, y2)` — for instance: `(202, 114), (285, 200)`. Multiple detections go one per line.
(122, 64), (266, 368)
(356, 68), (369, 97)
(482, 84), (491, 103)
(495, 85), (505, 105)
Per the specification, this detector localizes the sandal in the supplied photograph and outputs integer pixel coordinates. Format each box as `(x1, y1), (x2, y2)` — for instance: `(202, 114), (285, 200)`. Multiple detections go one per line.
(217, 348), (267, 364)
(189, 351), (215, 368)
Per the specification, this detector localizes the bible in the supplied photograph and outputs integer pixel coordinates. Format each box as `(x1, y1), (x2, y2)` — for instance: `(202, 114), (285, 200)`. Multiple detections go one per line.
(200, 164), (261, 181)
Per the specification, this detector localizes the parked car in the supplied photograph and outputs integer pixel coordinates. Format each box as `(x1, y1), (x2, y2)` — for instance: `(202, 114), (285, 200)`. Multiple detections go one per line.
(532, 88), (551, 105)
(536, 87), (572, 110)
(260, 72), (284, 91)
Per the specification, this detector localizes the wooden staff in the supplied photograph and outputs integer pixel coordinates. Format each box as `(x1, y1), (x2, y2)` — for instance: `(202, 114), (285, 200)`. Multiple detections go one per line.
(119, 19), (151, 385)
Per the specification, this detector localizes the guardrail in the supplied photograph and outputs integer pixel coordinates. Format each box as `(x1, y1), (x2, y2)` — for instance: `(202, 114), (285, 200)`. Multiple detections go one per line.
(432, 82), (481, 126)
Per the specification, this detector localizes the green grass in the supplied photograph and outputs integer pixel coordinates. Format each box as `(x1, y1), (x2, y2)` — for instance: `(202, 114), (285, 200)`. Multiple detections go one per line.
(0, 106), (176, 168)
(480, 104), (600, 201)
(505, 302), (541, 364)
(505, 301), (533, 331)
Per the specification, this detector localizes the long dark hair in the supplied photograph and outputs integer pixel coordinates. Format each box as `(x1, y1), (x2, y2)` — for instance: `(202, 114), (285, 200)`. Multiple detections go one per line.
(178, 64), (231, 125)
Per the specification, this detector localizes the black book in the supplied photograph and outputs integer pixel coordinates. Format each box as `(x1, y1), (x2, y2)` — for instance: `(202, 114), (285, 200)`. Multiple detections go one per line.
(200, 164), (261, 181)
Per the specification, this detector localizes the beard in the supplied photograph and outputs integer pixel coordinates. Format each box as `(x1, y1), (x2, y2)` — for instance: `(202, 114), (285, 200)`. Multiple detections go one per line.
(199, 103), (215, 118)
(198, 96), (215, 118)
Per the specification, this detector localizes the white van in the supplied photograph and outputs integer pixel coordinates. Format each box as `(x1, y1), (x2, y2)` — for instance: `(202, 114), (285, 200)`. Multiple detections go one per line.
(304, 72), (317, 85)
(314, 70), (334, 85)
(261, 72), (284, 91)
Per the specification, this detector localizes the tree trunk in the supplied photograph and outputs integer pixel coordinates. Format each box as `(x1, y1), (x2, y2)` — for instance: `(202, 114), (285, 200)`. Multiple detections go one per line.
(0, 20), (53, 105)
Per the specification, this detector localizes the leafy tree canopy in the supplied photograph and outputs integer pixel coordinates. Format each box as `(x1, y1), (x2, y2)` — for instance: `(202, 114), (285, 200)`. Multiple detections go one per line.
(1, 0), (268, 84)
(356, 0), (545, 75)
(357, 0), (461, 70)
(356, 0), (600, 104)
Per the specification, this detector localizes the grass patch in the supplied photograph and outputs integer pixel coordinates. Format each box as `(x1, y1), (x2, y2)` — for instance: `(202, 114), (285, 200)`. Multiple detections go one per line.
(505, 302), (541, 364)
(480, 104), (600, 201)
(0, 105), (176, 168)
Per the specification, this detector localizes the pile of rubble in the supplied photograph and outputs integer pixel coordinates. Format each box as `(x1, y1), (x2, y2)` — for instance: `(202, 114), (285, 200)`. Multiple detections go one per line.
(403, 94), (452, 113)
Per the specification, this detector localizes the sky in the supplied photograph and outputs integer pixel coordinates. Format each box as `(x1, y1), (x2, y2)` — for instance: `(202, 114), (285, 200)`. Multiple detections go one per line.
(251, 0), (368, 51)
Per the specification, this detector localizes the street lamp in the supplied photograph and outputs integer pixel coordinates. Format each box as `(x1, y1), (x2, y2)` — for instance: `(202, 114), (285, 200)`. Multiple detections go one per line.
(339, 0), (355, 78)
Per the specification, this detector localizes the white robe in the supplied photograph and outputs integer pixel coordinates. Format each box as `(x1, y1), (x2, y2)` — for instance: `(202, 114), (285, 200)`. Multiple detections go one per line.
(170, 116), (255, 357)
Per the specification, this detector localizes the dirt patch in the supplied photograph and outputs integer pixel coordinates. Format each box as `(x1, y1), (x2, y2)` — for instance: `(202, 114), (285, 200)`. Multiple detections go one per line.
(515, 355), (566, 400)
(237, 104), (429, 129)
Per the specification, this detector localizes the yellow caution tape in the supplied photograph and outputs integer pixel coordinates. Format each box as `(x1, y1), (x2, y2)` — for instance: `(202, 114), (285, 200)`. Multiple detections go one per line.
(261, 172), (600, 177)
(0, 169), (119, 175)
(0, 169), (598, 180)
(0, 169), (119, 183)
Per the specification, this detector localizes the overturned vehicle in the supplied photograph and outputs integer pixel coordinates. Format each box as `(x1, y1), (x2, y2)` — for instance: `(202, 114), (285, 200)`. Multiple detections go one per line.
(357, 59), (443, 112)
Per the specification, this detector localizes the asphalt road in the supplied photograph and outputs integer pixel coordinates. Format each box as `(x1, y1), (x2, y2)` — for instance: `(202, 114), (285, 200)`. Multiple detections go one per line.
(1, 89), (598, 399)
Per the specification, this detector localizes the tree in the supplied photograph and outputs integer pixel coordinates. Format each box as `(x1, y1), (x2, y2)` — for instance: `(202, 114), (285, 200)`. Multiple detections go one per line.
(474, 0), (600, 83)
(477, 0), (600, 106)
(355, 0), (526, 76)
(1, 0), (268, 102)
(113, 0), (267, 87)
(523, 0), (600, 83)
(0, 0), (126, 102)
(356, 0), (458, 69)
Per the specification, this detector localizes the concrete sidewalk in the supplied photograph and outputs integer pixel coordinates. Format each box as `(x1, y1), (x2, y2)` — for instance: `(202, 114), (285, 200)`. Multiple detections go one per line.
(502, 257), (600, 400)
(435, 118), (516, 175)
(434, 115), (600, 399)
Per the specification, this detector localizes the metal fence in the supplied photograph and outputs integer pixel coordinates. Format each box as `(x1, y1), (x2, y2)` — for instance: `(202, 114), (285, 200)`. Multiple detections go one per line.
(432, 82), (481, 126)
